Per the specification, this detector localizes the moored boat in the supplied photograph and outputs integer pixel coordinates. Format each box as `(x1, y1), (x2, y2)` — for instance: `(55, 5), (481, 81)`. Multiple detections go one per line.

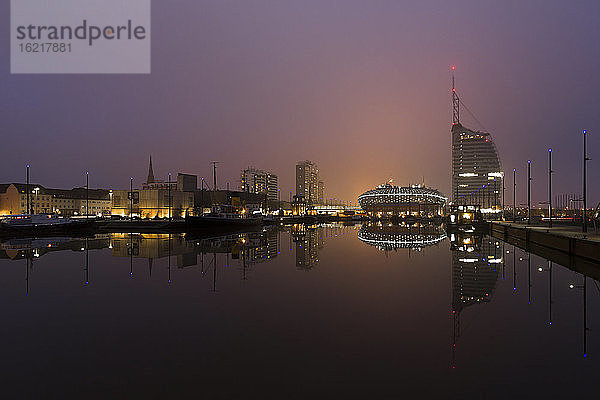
(0, 214), (94, 236)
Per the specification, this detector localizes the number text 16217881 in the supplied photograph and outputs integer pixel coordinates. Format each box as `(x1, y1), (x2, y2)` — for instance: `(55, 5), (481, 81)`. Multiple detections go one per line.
(19, 43), (72, 53)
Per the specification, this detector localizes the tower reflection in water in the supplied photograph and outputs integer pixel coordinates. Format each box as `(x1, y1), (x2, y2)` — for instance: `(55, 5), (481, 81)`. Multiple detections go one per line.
(291, 224), (322, 270)
(290, 224), (347, 270)
(357, 222), (446, 252)
(449, 230), (502, 369)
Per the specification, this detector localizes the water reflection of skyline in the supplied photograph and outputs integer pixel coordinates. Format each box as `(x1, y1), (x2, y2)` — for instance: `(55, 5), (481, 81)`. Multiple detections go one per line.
(0, 230), (280, 265)
(0, 235), (110, 260)
(0, 226), (348, 291)
(1, 225), (597, 357)
(1, 229), (284, 293)
(357, 222), (446, 251)
(1, 224), (599, 392)
(449, 230), (597, 365)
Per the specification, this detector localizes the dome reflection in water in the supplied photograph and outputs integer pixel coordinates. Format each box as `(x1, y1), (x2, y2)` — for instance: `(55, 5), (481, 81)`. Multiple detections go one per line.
(357, 222), (446, 251)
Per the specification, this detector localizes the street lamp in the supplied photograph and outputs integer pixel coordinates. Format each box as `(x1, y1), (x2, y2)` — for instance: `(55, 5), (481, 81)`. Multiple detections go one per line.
(502, 174), (506, 221)
(493, 179), (497, 212)
(548, 149), (553, 228)
(212, 161), (218, 191)
(482, 184), (486, 211)
(527, 161), (531, 225)
(513, 168), (516, 223)
(85, 171), (89, 218)
(33, 187), (40, 214)
(26, 164), (30, 215)
(130, 177), (133, 220)
(168, 172), (172, 221)
(518, 252), (532, 304)
(201, 177), (207, 215)
(538, 260), (553, 326)
(568, 274), (588, 357)
(583, 130), (590, 232)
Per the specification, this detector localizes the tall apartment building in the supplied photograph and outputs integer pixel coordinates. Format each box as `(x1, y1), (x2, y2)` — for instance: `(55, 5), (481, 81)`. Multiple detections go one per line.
(296, 160), (320, 204)
(240, 168), (278, 201)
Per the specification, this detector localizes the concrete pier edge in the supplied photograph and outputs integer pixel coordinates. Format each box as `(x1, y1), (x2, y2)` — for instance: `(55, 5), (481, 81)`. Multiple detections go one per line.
(490, 222), (600, 276)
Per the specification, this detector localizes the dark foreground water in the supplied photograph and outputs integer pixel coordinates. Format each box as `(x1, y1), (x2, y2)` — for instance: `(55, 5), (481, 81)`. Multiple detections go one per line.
(1, 224), (598, 399)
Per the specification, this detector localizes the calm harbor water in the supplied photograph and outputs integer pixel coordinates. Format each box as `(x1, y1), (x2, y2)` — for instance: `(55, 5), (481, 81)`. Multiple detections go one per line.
(1, 224), (598, 398)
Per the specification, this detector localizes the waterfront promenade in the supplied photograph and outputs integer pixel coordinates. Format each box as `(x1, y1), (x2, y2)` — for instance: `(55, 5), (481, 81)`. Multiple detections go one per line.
(491, 221), (600, 279)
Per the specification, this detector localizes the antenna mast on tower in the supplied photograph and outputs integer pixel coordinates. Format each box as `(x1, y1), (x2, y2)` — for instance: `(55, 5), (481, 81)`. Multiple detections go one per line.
(451, 66), (460, 126)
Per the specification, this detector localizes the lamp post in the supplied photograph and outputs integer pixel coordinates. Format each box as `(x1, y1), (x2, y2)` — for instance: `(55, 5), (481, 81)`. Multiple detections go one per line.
(494, 179), (497, 212)
(26, 164), (30, 215)
(212, 161), (218, 190)
(538, 260), (553, 326)
(201, 177), (205, 213)
(527, 160), (531, 225)
(482, 184), (486, 210)
(481, 185), (485, 209)
(502, 175), (506, 221)
(583, 130), (589, 232)
(526, 253), (532, 304)
(513, 168), (516, 223)
(548, 149), (553, 228)
(130, 177), (133, 220)
(33, 187), (39, 214)
(568, 274), (588, 357)
(86, 171), (89, 218)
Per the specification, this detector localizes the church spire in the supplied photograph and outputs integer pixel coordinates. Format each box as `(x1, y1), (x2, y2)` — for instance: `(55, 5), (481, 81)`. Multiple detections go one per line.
(147, 155), (155, 184)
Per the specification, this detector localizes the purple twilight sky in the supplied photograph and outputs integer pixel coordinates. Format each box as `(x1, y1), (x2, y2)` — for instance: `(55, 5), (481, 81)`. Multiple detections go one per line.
(1, 0), (599, 206)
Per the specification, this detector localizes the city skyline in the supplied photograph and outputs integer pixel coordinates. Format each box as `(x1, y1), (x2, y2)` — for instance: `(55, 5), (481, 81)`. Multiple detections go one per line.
(1, 1), (598, 206)
(2, 2), (600, 396)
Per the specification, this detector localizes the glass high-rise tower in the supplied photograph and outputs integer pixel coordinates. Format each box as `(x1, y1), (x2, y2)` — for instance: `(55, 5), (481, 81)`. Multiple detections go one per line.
(451, 123), (503, 208)
(450, 67), (503, 210)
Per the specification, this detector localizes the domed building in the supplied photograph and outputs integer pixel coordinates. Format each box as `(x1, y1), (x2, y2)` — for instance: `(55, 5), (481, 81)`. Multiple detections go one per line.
(357, 183), (447, 218)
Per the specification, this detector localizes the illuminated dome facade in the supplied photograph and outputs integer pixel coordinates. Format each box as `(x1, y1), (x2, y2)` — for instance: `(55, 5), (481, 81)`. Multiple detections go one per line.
(357, 184), (447, 217)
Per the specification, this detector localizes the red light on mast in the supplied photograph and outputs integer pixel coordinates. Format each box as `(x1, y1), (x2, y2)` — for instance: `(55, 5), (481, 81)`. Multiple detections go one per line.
(451, 65), (455, 70)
